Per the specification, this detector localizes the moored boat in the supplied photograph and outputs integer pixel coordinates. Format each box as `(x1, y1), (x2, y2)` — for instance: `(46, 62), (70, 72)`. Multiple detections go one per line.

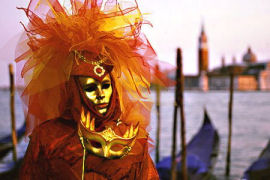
(242, 140), (270, 180)
(156, 109), (220, 180)
(0, 122), (27, 179)
(0, 122), (26, 160)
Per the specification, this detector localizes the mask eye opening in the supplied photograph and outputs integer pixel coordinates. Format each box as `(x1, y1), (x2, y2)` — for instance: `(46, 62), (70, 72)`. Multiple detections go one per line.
(102, 83), (110, 89)
(84, 83), (98, 92)
(89, 140), (102, 148)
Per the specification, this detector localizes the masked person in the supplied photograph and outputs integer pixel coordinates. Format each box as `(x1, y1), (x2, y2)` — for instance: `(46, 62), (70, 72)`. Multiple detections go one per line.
(16, 0), (168, 179)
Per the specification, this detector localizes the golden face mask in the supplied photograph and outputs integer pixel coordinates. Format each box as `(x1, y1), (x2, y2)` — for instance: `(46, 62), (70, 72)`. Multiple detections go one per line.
(79, 74), (112, 115)
(78, 109), (139, 159)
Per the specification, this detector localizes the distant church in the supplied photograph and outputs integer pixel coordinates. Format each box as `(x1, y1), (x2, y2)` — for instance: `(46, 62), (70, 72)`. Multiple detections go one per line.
(184, 25), (270, 91)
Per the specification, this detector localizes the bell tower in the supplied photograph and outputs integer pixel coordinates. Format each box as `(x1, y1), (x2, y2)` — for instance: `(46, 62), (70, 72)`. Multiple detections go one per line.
(198, 25), (209, 76)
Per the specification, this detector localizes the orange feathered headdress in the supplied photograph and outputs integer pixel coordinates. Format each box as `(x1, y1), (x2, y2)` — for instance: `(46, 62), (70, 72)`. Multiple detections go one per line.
(16, 0), (168, 135)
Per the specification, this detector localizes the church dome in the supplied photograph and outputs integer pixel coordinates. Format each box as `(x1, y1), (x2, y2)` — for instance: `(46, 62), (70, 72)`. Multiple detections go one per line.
(243, 47), (257, 64)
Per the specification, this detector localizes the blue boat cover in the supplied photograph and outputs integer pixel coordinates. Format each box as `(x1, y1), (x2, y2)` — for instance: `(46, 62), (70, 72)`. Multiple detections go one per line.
(157, 110), (219, 179)
(243, 140), (270, 180)
(0, 122), (26, 144)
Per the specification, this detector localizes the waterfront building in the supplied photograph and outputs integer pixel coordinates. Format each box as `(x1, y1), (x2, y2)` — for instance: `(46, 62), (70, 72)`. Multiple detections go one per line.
(184, 26), (270, 91)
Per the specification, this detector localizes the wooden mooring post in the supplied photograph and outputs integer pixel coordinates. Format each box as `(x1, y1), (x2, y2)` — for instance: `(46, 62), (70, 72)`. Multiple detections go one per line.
(9, 64), (18, 162)
(171, 48), (187, 180)
(178, 48), (187, 180)
(171, 78), (178, 180)
(155, 64), (161, 164)
(225, 73), (234, 176)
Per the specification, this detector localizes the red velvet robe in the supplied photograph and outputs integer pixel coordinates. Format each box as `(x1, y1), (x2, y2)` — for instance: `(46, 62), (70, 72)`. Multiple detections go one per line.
(19, 118), (159, 180)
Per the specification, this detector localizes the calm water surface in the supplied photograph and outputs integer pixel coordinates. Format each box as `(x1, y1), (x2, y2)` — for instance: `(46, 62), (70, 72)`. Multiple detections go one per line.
(150, 90), (270, 180)
(0, 89), (270, 179)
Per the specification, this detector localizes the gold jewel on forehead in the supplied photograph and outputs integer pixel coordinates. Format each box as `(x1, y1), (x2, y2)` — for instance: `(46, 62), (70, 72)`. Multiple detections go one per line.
(74, 50), (106, 77)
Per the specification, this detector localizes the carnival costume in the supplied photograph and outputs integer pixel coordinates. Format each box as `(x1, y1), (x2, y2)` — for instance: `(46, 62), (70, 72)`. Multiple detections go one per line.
(16, 0), (168, 179)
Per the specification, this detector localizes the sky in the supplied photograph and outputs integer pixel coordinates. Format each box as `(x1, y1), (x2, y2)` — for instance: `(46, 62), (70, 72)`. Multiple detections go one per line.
(0, 0), (270, 86)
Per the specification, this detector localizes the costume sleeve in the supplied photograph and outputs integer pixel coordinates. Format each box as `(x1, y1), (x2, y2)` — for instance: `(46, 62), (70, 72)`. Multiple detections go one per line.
(138, 140), (160, 180)
(19, 126), (80, 180)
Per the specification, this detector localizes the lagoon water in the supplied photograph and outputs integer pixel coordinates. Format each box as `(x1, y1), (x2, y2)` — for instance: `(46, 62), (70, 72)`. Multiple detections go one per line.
(0, 89), (270, 179)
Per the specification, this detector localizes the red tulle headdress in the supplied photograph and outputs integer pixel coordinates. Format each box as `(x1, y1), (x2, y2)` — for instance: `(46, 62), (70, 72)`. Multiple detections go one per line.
(16, 0), (168, 137)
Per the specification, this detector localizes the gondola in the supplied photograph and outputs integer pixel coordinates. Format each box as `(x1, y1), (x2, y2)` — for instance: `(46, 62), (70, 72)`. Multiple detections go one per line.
(156, 109), (220, 180)
(0, 122), (26, 160)
(0, 122), (27, 179)
(242, 140), (270, 180)
(0, 158), (23, 179)
(0, 143), (25, 179)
